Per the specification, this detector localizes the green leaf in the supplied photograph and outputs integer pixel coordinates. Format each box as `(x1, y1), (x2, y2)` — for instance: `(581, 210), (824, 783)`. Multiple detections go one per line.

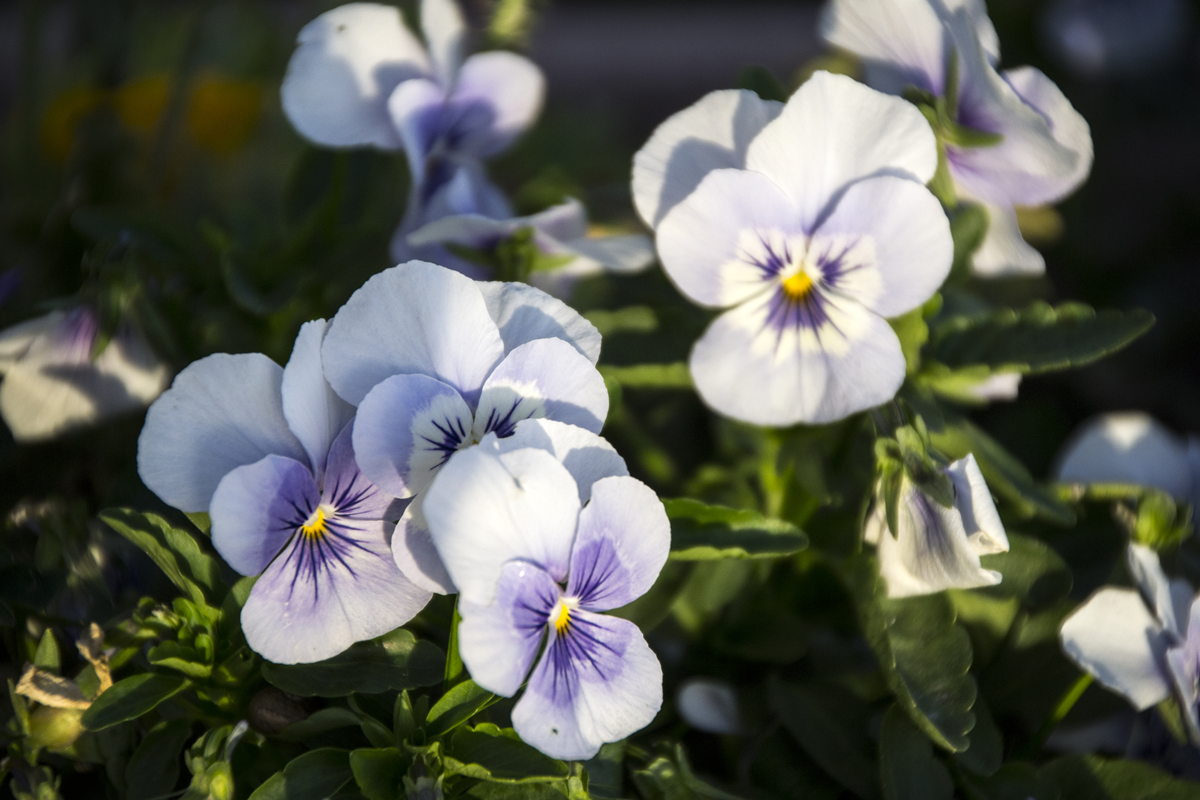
(736, 64), (790, 102)
(34, 630), (61, 673)
(248, 748), (354, 800)
(185, 512), (211, 536)
(425, 680), (499, 739)
(1041, 754), (1200, 799)
(953, 697), (1003, 778)
(350, 747), (409, 800)
(583, 741), (626, 799)
(888, 300), (934, 377)
(879, 705), (954, 800)
(663, 498), (808, 560)
(262, 628), (443, 697)
(279, 707), (363, 740)
(849, 555), (976, 752)
(126, 719), (193, 800)
(925, 302), (1154, 377)
(978, 533), (1072, 609)
(82, 674), (191, 731)
(630, 743), (747, 800)
(583, 306), (658, 337)
(147, 641), (212, 679)
(444, 724), (570, 783)
(598, 363), (693, 389)
(100, 509), (227, 605)
(769, 678), (879, 799)
(963, 762), (1059, 800)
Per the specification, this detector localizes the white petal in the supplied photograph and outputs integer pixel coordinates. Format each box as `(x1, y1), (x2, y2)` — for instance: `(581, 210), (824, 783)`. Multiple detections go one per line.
(656, 168), (804, 308)
(814, 175), (952, 318)
(689, 289), (905, 426)
(475, 280), (601, 364)
(281, 320), (355, 481)
(632, 89), (783, 228)
(0, 312), (61, 369)
(1055, 412), (1192, 500)
(677, 679), (743, 735)
(1060, 587), (1172, 710)
(281, 3), (429, 149)
(965, 372), (1022, 402)
(423, 446), (581, 604)
(392, 494), (456, 594)
(485, 419), (629, 504)
(1127, 544), (1182, 638)
(963, 198), (1046, 277)
(451, 51), (546, 158)
(565, 234), (655, 274)
(946, 454), (1009, 555)
(138, 354), (306, 513)
(386, 76), (447, 189)
(421, 0), (465, 86)
(745, 71), (938, 230)
(1002, 67), (1093, 202)
(322, 261), (505, 407)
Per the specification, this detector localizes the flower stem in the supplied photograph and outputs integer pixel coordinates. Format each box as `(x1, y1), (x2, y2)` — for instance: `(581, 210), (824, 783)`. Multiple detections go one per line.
(1020, 672), (1093, 757)
(443, 601), (465, 692)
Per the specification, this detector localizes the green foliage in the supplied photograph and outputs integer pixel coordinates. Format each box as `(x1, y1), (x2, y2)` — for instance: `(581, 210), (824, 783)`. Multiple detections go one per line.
(81, 674), (191, 731)
(248, 748), (354, 800)
(598, 363), (693, 389)
(879, 706), (953, 800)
(100, 509), (229, 605)
(444, 724), (571, 783)
(261, 628), (444, 697)
(1041, 755), (1200, 799)
(350, 748), (410, 800)
(663, 498), (808, 559)
(425, 680), (499, 739)
(770, 679), (879, 799)
(125, 719), (194, 800)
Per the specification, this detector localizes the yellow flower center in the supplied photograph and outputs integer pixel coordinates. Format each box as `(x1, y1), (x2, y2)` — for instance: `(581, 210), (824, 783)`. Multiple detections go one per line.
(300, 507), (328, 540)
(554, 602), (571, 634)
(781, 270), (814, 300)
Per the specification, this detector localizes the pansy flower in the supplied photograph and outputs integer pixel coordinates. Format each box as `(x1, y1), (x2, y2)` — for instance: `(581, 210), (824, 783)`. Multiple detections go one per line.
(864, 454), (1010, 598)
(281, 0), (544, 263)
(423, 445), (669, 760)
(138, 321), (431, 664)
(641, 71), (952, 426)
(320, 261), (608, 595)
(821, 0), (1093, 276)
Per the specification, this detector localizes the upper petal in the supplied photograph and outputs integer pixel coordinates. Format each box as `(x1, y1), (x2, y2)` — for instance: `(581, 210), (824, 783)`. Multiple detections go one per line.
(1054, 412), (1192, 500)
(138, 354), (307, 513)
(322, 261), (505, 407)
(281, 3), (429, 149)
(449, 51), (545, 158)
(421, 0), (465, 87)
(485, 418), (629, 504)
(946, 454), (1009, 555)
(475, 280), (601, 364)
(1001, 67), (1093, 202)
(281, 320), (355, 481)
(632, 89), (783, 228)
(567, 476), (670, 612)
(1060, 587), (1172, 710)
(1127, 544), (1183, 638)
(744, 71), (938, 230)
(210, 455), (318, 577)
(423, 446), (581, 604)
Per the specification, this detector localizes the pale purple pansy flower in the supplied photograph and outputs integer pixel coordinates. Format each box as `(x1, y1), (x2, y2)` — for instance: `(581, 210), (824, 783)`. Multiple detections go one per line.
(280, 0), (544, 265)
(138, 320), (431, 664)
(1061, 544), (1200, 742)
(408, 197), (655, 298)
(640, 71), (952, 426)
(1055, 412), (1200, 509)
(864, 454), (1010, 597)
(821, 0), (1094, 277)
(0, 307), (170, 443)
(320, 261), (607, 595)
(423, 445), (669, 760)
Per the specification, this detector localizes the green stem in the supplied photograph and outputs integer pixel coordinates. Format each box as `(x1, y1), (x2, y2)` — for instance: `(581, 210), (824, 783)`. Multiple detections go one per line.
(1020, 672), (1093, 758)
(443, 601), (464, 691)
(759, 433), (787, 519)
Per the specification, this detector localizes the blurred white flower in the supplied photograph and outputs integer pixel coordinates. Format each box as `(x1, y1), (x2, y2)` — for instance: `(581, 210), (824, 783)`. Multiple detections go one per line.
(677, 678), (744, 735)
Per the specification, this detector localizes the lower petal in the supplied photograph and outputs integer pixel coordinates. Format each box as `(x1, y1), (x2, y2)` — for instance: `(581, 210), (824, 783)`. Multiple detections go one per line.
(485, 418), (628, 504)
(392, 495), (456, 595)
(964, 200), (1046, 278)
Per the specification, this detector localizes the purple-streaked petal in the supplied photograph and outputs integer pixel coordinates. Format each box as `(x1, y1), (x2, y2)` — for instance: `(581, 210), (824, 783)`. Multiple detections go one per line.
(392, 495), (456, 594)
(281, 3), (429, 150)
(1060, 587), (1172, 710)
(475, 281), (601, 364)
(745, 72), (938, 231)
(689, 288), (905, 426)
(281, 320), (354, 482)
(459, 559), (559, 697)
(322, 261), (505, 407)
(387, 76), (451, 190)
(408, 199), (586, 251)
(1167, 595), (1200, 742)
(632, 89), (783, 229)
(1055, 412), (1192, 500)
(138, 354), (307, 513)
(392, 164), (514, 271)
(423, 447), (581, 604)
(421, 0), (465, 87)
(323, 421), (397, 521)
(512, 610), (662, 761)
(813, 175), (951, 319)
(964, 198), (1045, 277)
(656, 168), (804, 308)
(210, 455), (319, 577)
(1128, 544), (1182, 639)
(473, 338), (609, 440)
(567, 476), (669, 612)
(353, 373), (474, 499)
(449, 51), (545, 158)
(242, 516), (432, 664)
(946, 454), (1009, 555)
(485, 419), (628, 504)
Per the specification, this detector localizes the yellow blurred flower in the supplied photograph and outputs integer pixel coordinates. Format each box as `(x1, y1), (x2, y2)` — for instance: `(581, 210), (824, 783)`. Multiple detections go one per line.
(113, 74), (170, 136)
(187, 74), (262, 154)
(39, 87), (106, 163)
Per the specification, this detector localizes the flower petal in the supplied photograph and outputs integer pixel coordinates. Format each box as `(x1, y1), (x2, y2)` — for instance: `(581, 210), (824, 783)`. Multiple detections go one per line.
(1166, 595), (1200, 742)
(814, 175), (951, 318)
(353, 373), (474, 498)
(392, 495), (456, 594)
(281, 3), (429, 149)
(473, 338), (609, 439)
(745, 71), (938, 230)
(210, 455), (319, 577)
(423, 446), (581, 604)
(322, 261), (505, 407)
(1060, 587), (1172, 710)
(632, 89), (783, 228)
(512, 610), (662, 761)
(946, 454), (1009, 555)
(1054, 412), (1192, 500)
(656, 168), (804, 308)
(1002, 67), (1093, 201)
(459, 559), (559, 697)
(475, 280), (601, 364)
(486, 419), (628, 504)
(138, 354), (306, 513)
(567, 476), (669, 612)
(450, 51), (545, 158)
(323, 420), (399, 521)
(386, 76), (452, 189)
(242, 517), (431, 664)
(964, 198), (1046, 277)
(281, 320), (355, 481)
(689, 289), (905, 426)
(1127, 544), (1182, 638)
(677, 678), (743, 735)
(421, 0), (465, 87)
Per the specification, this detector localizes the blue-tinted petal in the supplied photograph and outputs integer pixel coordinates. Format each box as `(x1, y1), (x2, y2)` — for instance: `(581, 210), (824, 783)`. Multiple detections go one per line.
(281, 320), (354, 482)
(476, 281), (601, 365)
(323, 421), (398, 522)
(420, 0), (465, 87)
(210, 455), (318, 577)
(485, 419), (628, 504)
(448, 51), (545, 158)
(392, 494), (456, 594)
